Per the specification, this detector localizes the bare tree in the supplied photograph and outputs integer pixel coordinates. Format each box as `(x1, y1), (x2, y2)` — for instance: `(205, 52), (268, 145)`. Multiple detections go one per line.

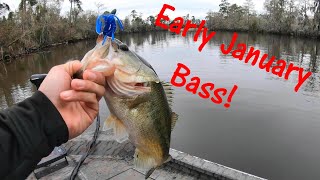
(219, 0), (230, 17)
(243, 0), (255, 26)
(19, 0), (38, 31)
(311, 0), (320, 31)
(0, 3), (10, 15)
(69, 0), (82, 25)
(95, 2), (106, 14)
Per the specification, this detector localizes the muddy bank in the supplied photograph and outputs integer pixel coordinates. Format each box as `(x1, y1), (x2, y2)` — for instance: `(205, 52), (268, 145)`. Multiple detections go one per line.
(0, 37), (94, 63)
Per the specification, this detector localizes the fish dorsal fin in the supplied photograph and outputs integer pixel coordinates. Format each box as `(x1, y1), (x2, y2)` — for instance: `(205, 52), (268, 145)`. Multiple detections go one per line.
(162, 81), (174, 107)
(104, 114), (128, 143)
(171, 112), (178, 131)
(161, 82), (178, 130)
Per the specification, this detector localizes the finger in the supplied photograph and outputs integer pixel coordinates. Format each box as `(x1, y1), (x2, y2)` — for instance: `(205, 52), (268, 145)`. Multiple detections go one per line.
(60, 90), (98, 105)
(63, 60), (82, 76)
(83, 70), (106, 86)
(80, 101), (99, 120)
(71, 79), (106, 98)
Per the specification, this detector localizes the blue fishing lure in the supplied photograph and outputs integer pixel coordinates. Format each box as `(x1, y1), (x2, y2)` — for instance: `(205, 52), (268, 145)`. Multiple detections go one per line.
(96, 10), (124, 45)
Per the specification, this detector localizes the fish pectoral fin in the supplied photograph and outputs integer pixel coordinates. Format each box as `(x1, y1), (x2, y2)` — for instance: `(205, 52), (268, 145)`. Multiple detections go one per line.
(105, 115), (129, 143)
(171, 112), (179, 131)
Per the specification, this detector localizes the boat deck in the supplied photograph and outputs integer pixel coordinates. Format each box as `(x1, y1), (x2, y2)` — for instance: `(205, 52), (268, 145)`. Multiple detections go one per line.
(27, 121), (267, 180)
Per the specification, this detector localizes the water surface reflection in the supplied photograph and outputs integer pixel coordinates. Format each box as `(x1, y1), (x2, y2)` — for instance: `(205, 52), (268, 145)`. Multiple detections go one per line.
(1, 32), (320, 180)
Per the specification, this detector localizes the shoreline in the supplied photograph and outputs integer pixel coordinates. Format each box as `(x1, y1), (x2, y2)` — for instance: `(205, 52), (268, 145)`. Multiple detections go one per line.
(1, 29), (319, 63)
(0, 30), (167, 63)
(0, 37), (95, 63)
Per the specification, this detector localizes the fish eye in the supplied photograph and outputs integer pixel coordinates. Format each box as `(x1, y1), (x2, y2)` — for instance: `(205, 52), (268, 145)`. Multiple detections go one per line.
(119, 44), (129, 51)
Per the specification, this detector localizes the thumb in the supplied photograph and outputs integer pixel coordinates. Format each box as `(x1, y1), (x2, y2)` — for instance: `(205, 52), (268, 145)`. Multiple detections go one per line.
(63, 60), (83, 77)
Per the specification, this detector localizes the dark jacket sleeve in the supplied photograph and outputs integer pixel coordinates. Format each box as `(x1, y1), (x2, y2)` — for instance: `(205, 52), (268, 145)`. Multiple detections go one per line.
(0, 91), (69, 179)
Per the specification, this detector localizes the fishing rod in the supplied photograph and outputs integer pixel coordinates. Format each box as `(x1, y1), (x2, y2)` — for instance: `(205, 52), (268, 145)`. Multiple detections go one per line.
(69, 114), (100, 180)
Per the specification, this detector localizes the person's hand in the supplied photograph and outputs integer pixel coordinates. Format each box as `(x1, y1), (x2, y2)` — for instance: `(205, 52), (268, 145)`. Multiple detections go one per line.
(39, 60), (106, 139)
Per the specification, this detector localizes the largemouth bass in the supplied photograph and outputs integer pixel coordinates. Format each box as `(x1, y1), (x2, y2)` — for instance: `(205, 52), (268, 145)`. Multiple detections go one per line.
(76, 35), (178, 178)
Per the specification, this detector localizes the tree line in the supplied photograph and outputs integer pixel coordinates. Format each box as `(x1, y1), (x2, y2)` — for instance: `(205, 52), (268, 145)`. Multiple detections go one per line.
(0, 0), (164, 61)
(207, 0), (320, 36)
(1, 0), (320, 61)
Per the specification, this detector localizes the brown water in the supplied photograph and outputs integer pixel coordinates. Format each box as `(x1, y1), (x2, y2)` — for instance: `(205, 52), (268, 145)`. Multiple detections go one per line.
(1, 31), (320, 180)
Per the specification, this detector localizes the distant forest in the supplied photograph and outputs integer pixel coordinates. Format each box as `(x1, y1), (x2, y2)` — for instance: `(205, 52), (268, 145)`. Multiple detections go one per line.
(1, 0), (320, 61)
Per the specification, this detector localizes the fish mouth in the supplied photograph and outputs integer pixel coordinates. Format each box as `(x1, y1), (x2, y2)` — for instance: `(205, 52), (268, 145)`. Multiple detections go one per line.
(106, 65), (160, 97)
(107, 75), (152, 97)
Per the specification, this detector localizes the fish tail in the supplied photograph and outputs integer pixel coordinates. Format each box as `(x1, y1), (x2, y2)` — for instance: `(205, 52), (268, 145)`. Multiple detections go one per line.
(134, 149), (158, 178)
(134, 149), (157, 169)
(134, 150), (172, 179)
(164, 155), (172, 164)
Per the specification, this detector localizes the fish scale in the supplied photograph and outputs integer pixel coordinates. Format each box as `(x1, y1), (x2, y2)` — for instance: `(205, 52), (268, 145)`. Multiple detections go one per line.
(78, 36), (178, 179)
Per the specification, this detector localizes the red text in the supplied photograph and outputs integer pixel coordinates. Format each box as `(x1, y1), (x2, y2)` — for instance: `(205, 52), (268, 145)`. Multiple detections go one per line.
(155, 4), (215, 52)
(171, 63), (238, 109)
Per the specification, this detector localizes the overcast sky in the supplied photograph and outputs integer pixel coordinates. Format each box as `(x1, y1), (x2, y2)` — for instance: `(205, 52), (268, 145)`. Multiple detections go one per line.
(2, 0), (265, 19)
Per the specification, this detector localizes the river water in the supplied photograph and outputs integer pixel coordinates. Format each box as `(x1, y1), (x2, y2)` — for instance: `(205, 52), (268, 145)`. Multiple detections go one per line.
(1, 31), (320, 180)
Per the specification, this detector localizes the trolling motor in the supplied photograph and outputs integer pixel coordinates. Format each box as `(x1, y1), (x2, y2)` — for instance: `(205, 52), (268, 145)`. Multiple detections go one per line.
(30, 74), (69, 179)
